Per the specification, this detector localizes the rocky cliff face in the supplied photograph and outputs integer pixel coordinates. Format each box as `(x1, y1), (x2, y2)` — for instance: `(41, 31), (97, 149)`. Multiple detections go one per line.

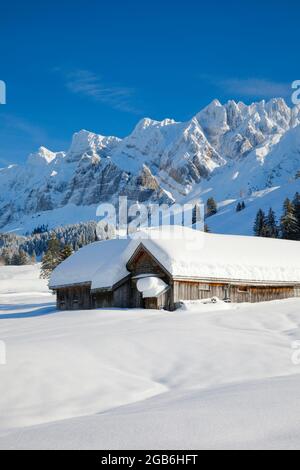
(0, 98), (300, 232)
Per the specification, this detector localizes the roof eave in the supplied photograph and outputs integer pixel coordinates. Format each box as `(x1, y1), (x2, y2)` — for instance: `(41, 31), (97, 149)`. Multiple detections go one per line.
(49, 281), (92, 290)
(172, 276), (300, 287)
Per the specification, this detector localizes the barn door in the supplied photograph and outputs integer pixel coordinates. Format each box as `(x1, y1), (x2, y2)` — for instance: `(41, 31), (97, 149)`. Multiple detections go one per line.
(144, 298), (158, 310)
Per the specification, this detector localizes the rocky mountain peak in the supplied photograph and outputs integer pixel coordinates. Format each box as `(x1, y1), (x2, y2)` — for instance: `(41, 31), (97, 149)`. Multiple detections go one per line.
(0, 97), (300, 233)
(27, 146), (59, 166)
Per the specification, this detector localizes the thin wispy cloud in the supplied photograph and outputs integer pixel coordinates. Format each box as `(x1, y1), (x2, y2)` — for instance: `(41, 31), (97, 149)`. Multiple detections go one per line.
(219, 78), (291, 99)
(201, 74), (291, 100)
(0, 114), (68, 165)
(60, 69), (141, 114)
(0, 156), (12, 167)
(0, 114), (48, 166)
(0, 114), (48, 143)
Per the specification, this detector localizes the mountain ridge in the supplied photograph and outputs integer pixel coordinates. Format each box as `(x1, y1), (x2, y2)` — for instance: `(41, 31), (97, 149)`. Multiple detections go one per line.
(1, 97), (300, 235)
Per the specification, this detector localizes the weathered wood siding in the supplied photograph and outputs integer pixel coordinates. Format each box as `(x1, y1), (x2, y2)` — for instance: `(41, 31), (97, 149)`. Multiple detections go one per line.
(57, 280), (144, 311)
(247, 286), (295, 303)
(173, 281), (225, 303)
(294, 287), (300, 297)
(129, 285), (143, 308)
(128, 249), (168, 280)
(127, 247), (173, 310)
(56, 273), (300, 311)
(156, 288), (172, 310)
(143, 289), (172, 310)
(173, 281), (299, 305)
(92, 291), (113, 309)
(57, 285), (92, 310)
(144, 297), (158, 309)
(113, 280), (133, 308)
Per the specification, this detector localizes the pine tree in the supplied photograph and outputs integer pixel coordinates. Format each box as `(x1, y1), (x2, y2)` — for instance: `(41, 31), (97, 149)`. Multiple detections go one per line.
(280, 198), (299, 240)
(236, 202), (246, 212)
(293, 192), (300, 240)
(40, 237), (62, 279)
(60, 244), (73, 261)
(1, 248), (11, 265)
(11, 253), (19, 266)
(10, 249), (30, 265)
(206, 198), (217, 217)
(253, 209), (267, 237)
(18, 249), (30, 265)
(264, 208), (279, 238)
(236, 202), (242, 212)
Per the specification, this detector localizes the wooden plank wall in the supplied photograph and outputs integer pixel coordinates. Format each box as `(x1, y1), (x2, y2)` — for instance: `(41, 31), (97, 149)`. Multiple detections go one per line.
(173, 281), (299, 305)
(130, 286), (144, 308)
(294, 287), (300, 297)
(56, 281), (300, 311)
(144, 290), (171, 310)
(173, 281), (225, 303)
(92, 291), (113, 309)
(129, 250), (169, 280)
(248, 286), (294, 303)
(113, 281), (133, 308)
(57, 286), (91, 310)
(144, 298), (158, 309)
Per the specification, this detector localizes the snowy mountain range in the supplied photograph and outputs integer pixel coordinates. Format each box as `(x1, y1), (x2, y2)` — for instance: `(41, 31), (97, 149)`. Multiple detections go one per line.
(1, 97), (300, 236)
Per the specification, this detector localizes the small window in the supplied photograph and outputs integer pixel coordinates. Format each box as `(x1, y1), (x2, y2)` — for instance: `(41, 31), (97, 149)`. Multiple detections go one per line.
(238, 286), (249, 293)
(199, 284), (211, 292)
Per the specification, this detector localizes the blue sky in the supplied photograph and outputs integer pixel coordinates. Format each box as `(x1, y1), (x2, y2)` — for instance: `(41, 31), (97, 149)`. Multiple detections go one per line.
(0, 0), (299, 165)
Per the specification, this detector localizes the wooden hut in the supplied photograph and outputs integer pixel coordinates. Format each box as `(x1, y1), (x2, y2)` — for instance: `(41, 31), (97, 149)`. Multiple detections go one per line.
(50, 226), (300, 311)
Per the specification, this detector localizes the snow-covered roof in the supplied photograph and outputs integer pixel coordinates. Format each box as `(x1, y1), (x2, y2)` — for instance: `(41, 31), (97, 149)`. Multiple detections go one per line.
(50, 238), (132, 290)
(49, 226), (300, 290)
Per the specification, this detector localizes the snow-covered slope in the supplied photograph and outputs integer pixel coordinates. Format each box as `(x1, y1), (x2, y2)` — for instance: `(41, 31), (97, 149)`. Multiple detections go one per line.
(1, 265), (300, 449)
(1, 98), (300, 235)
(0, 264), (49, 296)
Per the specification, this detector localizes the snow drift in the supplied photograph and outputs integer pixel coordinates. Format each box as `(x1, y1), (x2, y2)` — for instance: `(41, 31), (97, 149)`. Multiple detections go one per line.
(1, 265), (300, 449)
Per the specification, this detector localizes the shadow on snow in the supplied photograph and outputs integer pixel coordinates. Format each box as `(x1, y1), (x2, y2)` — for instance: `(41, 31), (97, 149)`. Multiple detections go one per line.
(0, 303), (58, 319)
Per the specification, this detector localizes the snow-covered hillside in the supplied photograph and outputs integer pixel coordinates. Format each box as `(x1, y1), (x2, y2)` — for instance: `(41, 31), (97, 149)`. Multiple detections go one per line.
(1, 266), (300, 449)
(1, 98), (300, 235)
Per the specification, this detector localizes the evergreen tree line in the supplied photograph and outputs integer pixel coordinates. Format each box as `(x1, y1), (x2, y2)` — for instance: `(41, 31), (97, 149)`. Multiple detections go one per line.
(0, 248), (36, 266)
(254, 192), (300, 240)
(0, 221), (100, 265)
(206, 197), (246, 218)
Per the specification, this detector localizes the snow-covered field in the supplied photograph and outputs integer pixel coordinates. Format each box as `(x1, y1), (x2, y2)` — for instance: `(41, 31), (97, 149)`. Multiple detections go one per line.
(0, 265), (300, 449)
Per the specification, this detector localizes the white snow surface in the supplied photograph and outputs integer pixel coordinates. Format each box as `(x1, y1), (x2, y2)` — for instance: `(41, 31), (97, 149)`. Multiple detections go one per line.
(0, 264), (50, 296)
(1, 265), (300, 449)
(136, 276), (168, 298)
(50, 226), (300, 290)
(50, 238), (132, 289)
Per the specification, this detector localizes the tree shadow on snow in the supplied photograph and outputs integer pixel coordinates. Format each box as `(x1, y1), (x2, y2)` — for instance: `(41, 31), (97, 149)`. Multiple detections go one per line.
(0, 304), (58, 319)
(0, 302), (53, 311)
